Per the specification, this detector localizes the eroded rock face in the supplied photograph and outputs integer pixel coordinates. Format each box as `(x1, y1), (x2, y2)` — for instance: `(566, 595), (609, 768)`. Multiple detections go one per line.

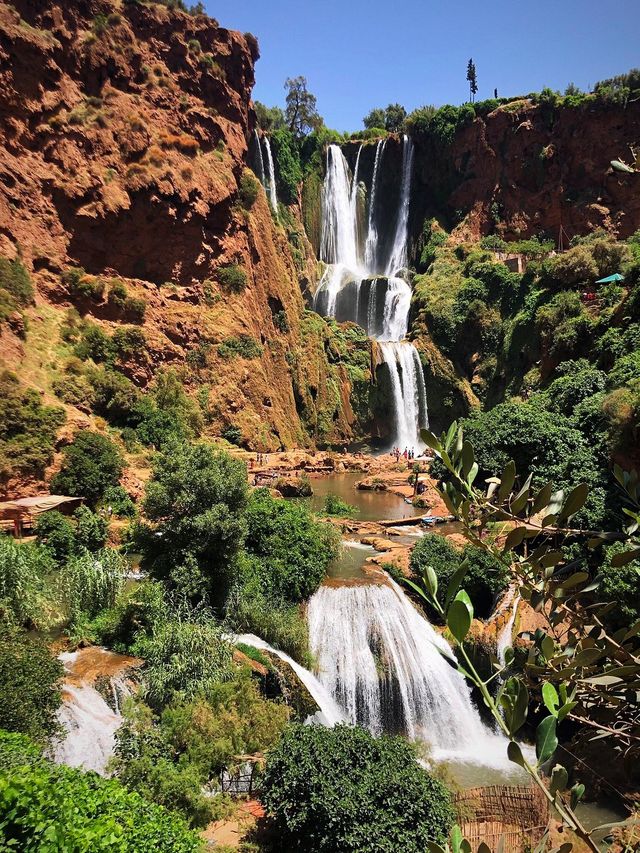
(0, 0), (370, 460)
(412, 99), (640, 241)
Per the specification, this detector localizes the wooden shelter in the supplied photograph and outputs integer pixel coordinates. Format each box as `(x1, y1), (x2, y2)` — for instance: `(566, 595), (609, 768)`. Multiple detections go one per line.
(0, 495), (83, 537)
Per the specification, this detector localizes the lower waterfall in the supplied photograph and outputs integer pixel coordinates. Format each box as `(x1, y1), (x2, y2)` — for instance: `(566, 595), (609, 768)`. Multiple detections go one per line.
(378, 341), (428, 451)
(308, 579), (512, 768)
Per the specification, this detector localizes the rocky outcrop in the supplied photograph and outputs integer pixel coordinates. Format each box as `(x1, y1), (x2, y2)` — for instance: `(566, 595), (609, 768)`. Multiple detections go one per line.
(0, 0), (370, 462)
(411, 99), (640, 242)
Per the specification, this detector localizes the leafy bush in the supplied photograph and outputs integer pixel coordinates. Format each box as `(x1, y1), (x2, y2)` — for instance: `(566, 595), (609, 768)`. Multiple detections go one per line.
(261, 724), (455, 852)
(238, 171), (260, 209)
(87, 580), (168, 651)
(0, 731), (201, 852)
(599, 542), (640, 630)
(244, 488), (338, 601)
(0, 537), (52, 626)
(270, 128), (302, 204)
(323, 493), (358, 517)
(101, 485), (136, 518)
(0, 371), (65, 486)
(51, 431), (124, 505)
(61, 548), (125, 621)
(74, 504), (108, 551)
(0, 256), (33, 323)
(217, 334), (262, 359)
(216, 263), (247, 293)
(135, 616), (234, 711)
(34, 510), (76, 565)
(0, 629), (63, 742)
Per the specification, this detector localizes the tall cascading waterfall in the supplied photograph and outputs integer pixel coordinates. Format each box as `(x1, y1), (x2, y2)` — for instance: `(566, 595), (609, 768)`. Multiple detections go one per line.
(313, 137), (427, 449)
(251, 131), (278, 213)
(308, 579), (514, 769)
(263, 135), (279, 213)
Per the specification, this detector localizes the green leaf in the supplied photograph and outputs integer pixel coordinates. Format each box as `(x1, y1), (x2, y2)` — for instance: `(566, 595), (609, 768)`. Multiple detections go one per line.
(542, 682), (559, 716)
(450, 824), (462, 853)
(558, 571), (590, 589)
(447, 598), (472, 643)
(558, 483), (589, 520)
(541, 635), (555, 661)
(477, 844), (492, 853)
(426, 844), (446, 853)
(570, 782), (585, 810)
(511, 474), (533, 515)
(532, 481), (553, 514)
(536, 715), (558, 764)
(444, 559), (469, 609)
(611, 548), (640, 567)
(421, 429), (440, 452)
(503, 526), (526, 552)
(461, 441), (474, 478)
(424, 565), (438, 598)
(549, 763), (568, 796)
(498, 460), (516, 501)
(507, 740), (526, 767)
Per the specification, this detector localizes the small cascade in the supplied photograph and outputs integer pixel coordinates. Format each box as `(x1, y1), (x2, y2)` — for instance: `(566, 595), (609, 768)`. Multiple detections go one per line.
(308, 579), (511, 767)
(320, 145), (360, 269)
(497, 592), (520, 668)
(385, 135), (415, 277)
(234, 633), (345, 727)
(54, 683), (123, 775)
(262, 135), (278, 213)
(52, 648), (136, 775)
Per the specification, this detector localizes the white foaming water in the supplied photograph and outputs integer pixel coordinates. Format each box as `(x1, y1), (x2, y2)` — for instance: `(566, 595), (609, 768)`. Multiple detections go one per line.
(54, 683), (122, 775)
(262, 135), (278, 213)
(321, 145), (360, 270)
(308, 579), (515, 770)
(378, 275), (411, 341)
(497, 592), (520, 667)
(234, 633), (345, 727)
(385, 135), (415, 277)
(252, 129), (265, 185)
(364, 138), (387, 271)
(378, 341), (428, 450)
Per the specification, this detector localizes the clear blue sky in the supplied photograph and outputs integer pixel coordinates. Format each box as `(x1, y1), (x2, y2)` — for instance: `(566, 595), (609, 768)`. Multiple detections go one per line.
(205, 0), (639, 131)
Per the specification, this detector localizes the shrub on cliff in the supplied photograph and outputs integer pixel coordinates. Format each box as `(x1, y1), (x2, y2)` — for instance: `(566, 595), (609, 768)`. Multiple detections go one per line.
(0, 629), (63, 743)
(217, 334), (262, 359)
(216, 263), (247, 293)
(270, 128), (302, 204)
(0, 257), (33, 322)
(51, 431), (124, 505)
(238, 171), (260, 210)
(261, 724), (455, 852)
(0, 370), (65, 486)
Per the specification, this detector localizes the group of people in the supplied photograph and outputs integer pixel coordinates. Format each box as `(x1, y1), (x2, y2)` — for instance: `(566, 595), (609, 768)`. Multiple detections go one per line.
(391, 446), (416, 462)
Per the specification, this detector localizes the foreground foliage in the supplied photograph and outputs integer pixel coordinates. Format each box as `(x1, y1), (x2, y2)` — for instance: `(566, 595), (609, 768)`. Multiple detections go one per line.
(261, 724), (454, 852)
(0, 730), (201, 852)
(414, 422), (640, 852)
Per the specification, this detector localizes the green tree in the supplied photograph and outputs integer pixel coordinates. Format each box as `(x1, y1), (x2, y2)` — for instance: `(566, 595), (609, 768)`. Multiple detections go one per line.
(244, 488), (339, 601)
(383, 102), (407, 132)
(284, 76), (322, 138)
(138, 443), (248, 602)
(262, 724), (455, 852)
(34, 511), (76, 565)
(363, 107), (385, 130)
(254, 101), (285, 132)
(466, 58), (478, 102)
(51, 431), (124, 505)
(0, 629), (63, 743)
(74, 505), (108, 551)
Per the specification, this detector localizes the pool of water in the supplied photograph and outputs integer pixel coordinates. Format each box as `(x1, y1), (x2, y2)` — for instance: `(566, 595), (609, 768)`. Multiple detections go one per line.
(327, 540), (382, 580)
(302, 471), (422, 522)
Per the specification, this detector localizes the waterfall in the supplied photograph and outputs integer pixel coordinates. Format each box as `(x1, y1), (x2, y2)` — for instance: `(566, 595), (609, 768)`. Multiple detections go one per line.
(385, 135), (414, 277)
(378, 342), (428, 451)
(54, 684), (123, 775)
(314, 138), (425, 449)
(252, 129), (266, 186)
(497, 593), (520, 667)
(320, 145), (360, 269)
(364, 138), (387, 271)
(308, 579), (511, 766)
(263, 135), (278, 213)
(234, 633), (345, 727)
